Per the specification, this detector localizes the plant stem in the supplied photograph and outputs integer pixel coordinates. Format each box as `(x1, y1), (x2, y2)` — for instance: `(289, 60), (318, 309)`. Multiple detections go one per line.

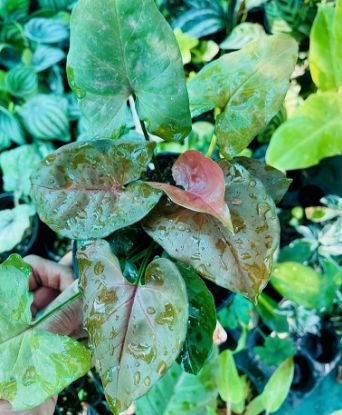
(227, 400), (232, 415)
(137, 242), (156, 284)
(207, 134), (217, 158)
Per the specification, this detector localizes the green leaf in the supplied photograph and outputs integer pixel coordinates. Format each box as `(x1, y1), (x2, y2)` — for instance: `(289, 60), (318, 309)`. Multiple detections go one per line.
(135, 357), (218, 415)
(220, 23), (266, 50)
(32, 45), (66, 72)
(266, 93), (342, 170)
(25, 16), (69, 44)
(309, 4), (342, 91)
(144, 160), (280, 300)
(0, 205), (34, 253)
(271, 262), (335, 310)
(0, 144), (42, 196)
(174, 28), (199, 65)
(67, 0), (191, 141)
(234, 157), (292, 204)
(77, 239), (189, 415)
(0, 0), (29, 21)
(278, 239), (313, 264)
(19, 94), (70, 141)
(0, 255), (91, 410)
(177, 264), (216, 375)
(257, 293), (289, 333)
(38, 0), (74, 10)
(255, 336), (297, 367)
(218, 350), (244, 404)
(31, 139), (162, 239)
(218, 294), (254, 330)
(4, 66), (38, 98)
(0, 106), (25, 150)
(191, 40), (219, 64)
(188, 34), (298, 158)
(245, 395), (265, 415)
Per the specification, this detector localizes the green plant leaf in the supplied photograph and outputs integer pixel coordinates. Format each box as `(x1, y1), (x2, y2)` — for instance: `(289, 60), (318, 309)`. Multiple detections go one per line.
(309, 4), (342, 91)
(31, 139), (162, 239)
(177, 264), (216, 375)
(218, 350), (244, 404)
(25, 16), (69, 44)
(188, 34), (298, 158)
(174, 28), (199, 64)
(38, 0), (74, 10)
(278, 239), (313, 264)
(67, 0), (191, 141)
(0, 144), (42, 196)
(19, 94), (70, 141)
(266, 92), (342, 170)
(234, 157), (292, 204)
(255, 336), (297, 367)
(191, 40), (219, 64)
(271, 262), (335, 310)
(144, 160), (280, 300)
(135, 357), (218, 415)
(0, 0), (29, 21)
(218, 294), (254, 330)
(0, 106), (25, 150)
(220, 23), (266, 50)
(4, 65), (38, 98)
(77, 239), (188, 415)
(32, 45), (66, 72)
(257, 293), (289, 333)
(0, 205), (34, 253)
(0, 254), (91, 410)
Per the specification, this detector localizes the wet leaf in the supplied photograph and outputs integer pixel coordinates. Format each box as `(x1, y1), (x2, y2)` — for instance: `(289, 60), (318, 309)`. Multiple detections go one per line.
(176, 264), (216, 375)
(188, 34), (298, 158)
(266, 93), (342, 170)
(234, 157), (292, 204)
(0, 255), (91, 411)
(144, 160), (280, 300)
(255, 336), (297, 367)
(77, 239), (188, 415)
(135, 356), (218, 415)
(31, 139), (162, 239)
(67, 0), (191, 141)
(149, 150), (233, 231)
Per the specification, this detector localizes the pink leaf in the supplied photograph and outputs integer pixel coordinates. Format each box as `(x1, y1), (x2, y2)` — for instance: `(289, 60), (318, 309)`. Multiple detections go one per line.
(148, 150), (233, 232)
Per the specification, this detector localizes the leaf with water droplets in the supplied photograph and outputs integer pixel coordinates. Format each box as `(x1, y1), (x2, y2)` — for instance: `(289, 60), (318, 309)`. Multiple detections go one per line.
(143, 161), (280, 300)
(30, 139), (162, 239)
(148, 150), (233, 231)
(67, 0), (191, 141)
(0, 255), (91, 411)
(188, 34), (298, 158)
(77, 239), (188, 415)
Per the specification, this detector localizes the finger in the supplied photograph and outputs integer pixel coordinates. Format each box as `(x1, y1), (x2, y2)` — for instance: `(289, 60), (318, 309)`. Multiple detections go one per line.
(24, 255), (74, 292)
(0, 397), (57, 415)
(31, 287), (60, 316)
(213, 321), (227, 346)
(58, 252), (73, 266)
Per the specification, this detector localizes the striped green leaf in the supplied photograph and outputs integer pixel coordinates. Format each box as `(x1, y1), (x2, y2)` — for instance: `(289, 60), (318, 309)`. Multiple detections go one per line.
(38, 0), (74, 10)
(4, 66), (38, 98)
(0, 0), (29, 22)
(0, 107), (25, 150)
(32, 45), (66, 72)
(19, 94), (70, 141)
(25, 16), (69, 44)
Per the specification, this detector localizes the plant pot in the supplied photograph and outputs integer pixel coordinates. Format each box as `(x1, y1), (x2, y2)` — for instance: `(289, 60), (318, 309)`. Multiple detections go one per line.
(40, 222), (72, 262)
(0, 192), (39, 261)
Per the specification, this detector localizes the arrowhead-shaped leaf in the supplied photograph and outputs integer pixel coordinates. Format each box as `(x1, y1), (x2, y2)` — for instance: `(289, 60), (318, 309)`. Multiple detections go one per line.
(30, 139), (162, 239)
(67, 0), (191, 141)
(144, 161), (280, 300)
(266, 93), (342, 170)
(0, 255), (91, 411)
(148, 150), (233, 231)
(188, 34), (298, 158)
(77, 239), (189, 415)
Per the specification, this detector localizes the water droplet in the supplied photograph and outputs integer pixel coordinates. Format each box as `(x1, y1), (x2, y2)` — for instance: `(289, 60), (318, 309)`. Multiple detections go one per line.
(144, 376), (151, 386)
(134, 371), (141, 385)
(157, 361), (168, 375)
(94, 261), (105, 275)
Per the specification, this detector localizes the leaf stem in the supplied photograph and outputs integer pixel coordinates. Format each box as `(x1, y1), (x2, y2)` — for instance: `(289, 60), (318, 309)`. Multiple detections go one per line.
(227, 399), (232, 415)
(137, 242), (156, 284)
(207, 134), (217, 158)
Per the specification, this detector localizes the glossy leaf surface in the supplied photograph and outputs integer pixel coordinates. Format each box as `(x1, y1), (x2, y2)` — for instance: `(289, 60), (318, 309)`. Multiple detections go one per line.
(149, 150), (233, 230)
(234, 157), (292, 204)
(176, 264), (216, 375)
(188, 34), (298, 158)
(0, 255), (91, 410)
(144, 160), (280, 300)
(135, 358), (218, 415)
(266, 92), (342, 170)
(77, 239), (188, 415)
(31, 139), (161, 239)
(67, 0), (191, 141)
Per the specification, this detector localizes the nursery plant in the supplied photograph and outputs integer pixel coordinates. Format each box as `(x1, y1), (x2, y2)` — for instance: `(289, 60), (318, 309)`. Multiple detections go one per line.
(0, 0), (299, 414)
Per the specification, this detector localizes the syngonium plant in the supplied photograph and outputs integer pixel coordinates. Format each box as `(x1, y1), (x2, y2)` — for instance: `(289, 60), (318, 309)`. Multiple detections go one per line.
(0, 0), (298, 414)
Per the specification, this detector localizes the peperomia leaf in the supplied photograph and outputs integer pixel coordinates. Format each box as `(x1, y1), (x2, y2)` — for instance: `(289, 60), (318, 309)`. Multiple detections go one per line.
(67, 0), (191, 141)
(135, 357), (218, 415)
(188, 34), (298, 159)
(0, 106), (25, 150)
(234, 157), (292, 204)
(144, 160), (280, 300)
(0, 205), (34, 254)
(77, 239), (188, 415)
(176, 264), (216, 375)
(30, 139), (162, 239)
(4, 65), (38, 99)
(148, 150), (233, 231)
(0, 255), (91, 411)
(266, 92), (342, 170)
(24, 16), (69, 44)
